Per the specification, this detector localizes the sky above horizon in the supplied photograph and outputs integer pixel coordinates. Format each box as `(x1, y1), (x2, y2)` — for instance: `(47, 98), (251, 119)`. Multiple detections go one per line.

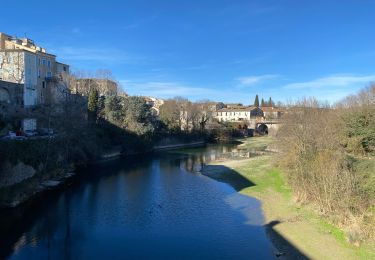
(2, 0), (375, 104)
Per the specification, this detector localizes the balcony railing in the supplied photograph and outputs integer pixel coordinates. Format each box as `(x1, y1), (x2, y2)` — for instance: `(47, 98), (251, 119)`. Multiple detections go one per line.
(45, 76), (60, 82)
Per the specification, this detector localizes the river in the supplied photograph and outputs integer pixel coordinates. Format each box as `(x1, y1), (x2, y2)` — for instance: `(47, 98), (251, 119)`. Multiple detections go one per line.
(0, 144), (275, 259)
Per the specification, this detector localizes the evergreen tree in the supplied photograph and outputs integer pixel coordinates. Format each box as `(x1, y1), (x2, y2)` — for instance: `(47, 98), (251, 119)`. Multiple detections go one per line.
(105, 95), (123, 125)
(268, 97), (273, 107)
(254, 94), (259, 107)
(97, 95), (106, 119)
(88, 88), (99, 123)
(123, 96), (155, 135)
(261, 98), (265, 107)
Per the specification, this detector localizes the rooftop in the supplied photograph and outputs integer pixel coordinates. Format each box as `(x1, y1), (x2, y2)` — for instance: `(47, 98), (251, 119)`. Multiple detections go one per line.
(0, 32), (55, 57)
(217, 106), (258, 112)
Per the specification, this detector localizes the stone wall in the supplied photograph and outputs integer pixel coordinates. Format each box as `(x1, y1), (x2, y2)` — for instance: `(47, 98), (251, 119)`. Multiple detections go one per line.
(0, 161), (36, 188)
(0, 80), (23, 103)
(0, 80), (24, 118)
(0, 51), (25, 84)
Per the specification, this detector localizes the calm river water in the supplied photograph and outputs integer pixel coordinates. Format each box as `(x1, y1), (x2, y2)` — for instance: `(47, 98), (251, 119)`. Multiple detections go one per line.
(0, 144), (275, 259)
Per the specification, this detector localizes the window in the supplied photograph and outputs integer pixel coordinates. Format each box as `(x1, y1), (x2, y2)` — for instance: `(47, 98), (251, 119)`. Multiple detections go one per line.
(42, 59), (46, 66)
(38, 69), (41, 78)
(47, 71), (52, 77)
(47, 60), (51, 67)
(38, 58), (41, 65)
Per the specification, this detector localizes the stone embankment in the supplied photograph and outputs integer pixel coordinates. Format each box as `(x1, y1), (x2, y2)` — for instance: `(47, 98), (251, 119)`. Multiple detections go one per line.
(153, 141), (205, 151)
(0, 140), (205, 208)
(0, 170), (75, 208)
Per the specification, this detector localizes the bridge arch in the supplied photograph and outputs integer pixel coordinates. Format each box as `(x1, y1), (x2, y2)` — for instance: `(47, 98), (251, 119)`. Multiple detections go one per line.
(257, 123), (268, 135)
(0, 88), (10, 103)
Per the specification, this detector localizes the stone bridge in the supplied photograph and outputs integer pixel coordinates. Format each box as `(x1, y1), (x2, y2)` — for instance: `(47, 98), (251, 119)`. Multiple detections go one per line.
(231, 119), (282, 136)
(255, 120), (281, 135)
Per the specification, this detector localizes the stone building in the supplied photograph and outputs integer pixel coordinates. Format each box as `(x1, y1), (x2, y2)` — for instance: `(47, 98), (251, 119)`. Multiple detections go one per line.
(144, 96), (164, 117)
(261, 106), (284, 119)
(73, 78), (118, 97)
(214, 106), (264, 122)
(0, 80), (23, 106)
(0, 32), (70, 107)
(0, 80), (24, 119)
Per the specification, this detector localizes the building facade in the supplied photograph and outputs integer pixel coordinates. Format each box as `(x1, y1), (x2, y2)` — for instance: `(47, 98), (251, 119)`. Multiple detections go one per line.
(144, 97), (164, 117)
(0, 32), (69, 107)
(74, 78), (118, 97)
(0, 80), (23, 106)
(262, 106), (284, 119)
(214, 107), (264, 122)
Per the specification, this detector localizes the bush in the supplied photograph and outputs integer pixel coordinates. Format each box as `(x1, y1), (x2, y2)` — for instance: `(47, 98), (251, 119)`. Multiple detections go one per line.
(277, 96), (375, 241)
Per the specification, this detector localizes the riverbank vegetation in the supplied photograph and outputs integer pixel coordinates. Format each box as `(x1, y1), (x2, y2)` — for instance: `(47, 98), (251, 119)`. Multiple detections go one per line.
(193, 85), (375, 257)
(0, 72), (214, 207)
(277, 85), (375, 243)
(202, 137), (375, 259)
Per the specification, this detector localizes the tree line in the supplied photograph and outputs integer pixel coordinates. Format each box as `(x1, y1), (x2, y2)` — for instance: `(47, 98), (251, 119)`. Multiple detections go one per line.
(253, 94), (275, 107)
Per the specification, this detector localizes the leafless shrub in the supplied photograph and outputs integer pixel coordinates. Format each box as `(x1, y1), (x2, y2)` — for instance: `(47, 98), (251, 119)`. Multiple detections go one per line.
(277, 94), (375, 241)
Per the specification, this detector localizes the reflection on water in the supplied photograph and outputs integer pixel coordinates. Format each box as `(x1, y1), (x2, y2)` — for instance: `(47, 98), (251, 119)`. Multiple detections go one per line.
(0, 144), (274, 259)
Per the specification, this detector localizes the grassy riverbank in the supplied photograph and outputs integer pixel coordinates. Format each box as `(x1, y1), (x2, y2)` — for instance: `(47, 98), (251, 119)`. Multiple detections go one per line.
(202, 137), (375, 259)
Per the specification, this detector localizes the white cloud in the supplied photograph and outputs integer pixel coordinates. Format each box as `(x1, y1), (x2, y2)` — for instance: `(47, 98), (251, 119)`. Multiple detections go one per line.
(119, 80), (255, 103)
(120, 80), (218, 99)
(50, 46), (147, 65)
(284, 74), (375, 89)
(52, 47), (121, 62)
(236, 74), (279, 85)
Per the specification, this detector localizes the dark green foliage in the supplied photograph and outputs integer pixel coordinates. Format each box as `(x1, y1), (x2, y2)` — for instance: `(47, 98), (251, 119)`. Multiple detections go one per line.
(341, 107), (375, 155)
(122, 96), (155, 135)
(0, 118), (5, 131)
(268, 97), (274, 107)
(123, 96), (151, 123)
(261, 98), (265, 107)
(104, 95), (123, 126)
(0, 136), (97, 174)
(353, 158), (375, 201)
(97, 95), (106, 118)
(88, 88), (99, 123)
(254, 95), (259, 107)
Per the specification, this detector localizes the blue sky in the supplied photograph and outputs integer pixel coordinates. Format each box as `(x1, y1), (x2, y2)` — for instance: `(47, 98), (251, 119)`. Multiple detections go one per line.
(2, 0), (375, 104)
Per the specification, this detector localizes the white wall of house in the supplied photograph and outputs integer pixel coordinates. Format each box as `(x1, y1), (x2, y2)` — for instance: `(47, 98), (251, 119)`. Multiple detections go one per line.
(215, 110), (251, 122)
(56, 62), (69, 74)
(22, 118), (37, 131)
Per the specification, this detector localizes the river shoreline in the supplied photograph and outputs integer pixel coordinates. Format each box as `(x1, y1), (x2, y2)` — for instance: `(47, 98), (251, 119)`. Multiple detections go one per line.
(0, 140), (207, 209)
(200, 137), (374, 259)
(0, 170), (76, 209)
(3, 137), (372, 258)
(0, 139), (275, 259)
